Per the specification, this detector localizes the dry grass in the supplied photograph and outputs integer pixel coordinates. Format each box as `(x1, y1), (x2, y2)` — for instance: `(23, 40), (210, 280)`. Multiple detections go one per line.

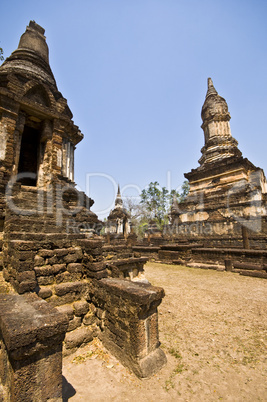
(147, 262), (267, 401)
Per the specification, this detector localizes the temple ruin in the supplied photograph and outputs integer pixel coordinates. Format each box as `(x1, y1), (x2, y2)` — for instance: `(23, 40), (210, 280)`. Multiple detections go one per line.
(169, 78), (267, 249)
(0, 21), (166, 400)
(0, 18), (266, 401)
(133, 79), (267, 278)
(105, 185), (131, 237)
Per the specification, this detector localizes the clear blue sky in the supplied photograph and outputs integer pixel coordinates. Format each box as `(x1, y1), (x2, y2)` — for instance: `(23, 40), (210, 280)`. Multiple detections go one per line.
(1, 0), (267, 220)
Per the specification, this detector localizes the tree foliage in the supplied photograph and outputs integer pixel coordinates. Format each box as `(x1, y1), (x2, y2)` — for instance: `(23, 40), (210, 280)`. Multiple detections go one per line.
(124, 180), (189, 236)
(178, 180), (190, 203)
(140, 181), (169, 227)
(0, 47), (4, 61)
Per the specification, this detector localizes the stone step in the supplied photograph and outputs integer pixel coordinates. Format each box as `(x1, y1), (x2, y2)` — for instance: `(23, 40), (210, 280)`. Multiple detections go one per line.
(4, 213), (77, 232)
(42, 281), (88, 308)
(5, 206), (79, 232)
(55, 301), (99, 355)
(5, 232), (86, 242)
(233, 261), (267, 271)
(240, 270), (267, 279)
(6, 202), (67, 216)
(5, 221), (66, 234)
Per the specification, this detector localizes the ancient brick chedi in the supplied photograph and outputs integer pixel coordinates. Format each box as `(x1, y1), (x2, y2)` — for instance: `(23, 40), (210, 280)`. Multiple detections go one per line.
(105, 185), (131, 236)
(0, 21), (166, 398)
(0, 20), (98, 230)
(170, 78), (267, 248)
(0, 20), (78, 190)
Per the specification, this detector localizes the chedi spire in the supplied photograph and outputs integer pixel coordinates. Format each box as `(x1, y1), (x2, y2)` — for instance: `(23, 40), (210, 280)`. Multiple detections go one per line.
(199, 78), (241, 165)
(206, 77), (218, 97)
(1, 20), (56, 87)
(115, 185), (123, 208)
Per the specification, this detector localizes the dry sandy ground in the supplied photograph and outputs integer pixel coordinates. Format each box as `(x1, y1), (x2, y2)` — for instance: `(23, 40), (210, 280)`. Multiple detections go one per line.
(63, 263), (267, 401)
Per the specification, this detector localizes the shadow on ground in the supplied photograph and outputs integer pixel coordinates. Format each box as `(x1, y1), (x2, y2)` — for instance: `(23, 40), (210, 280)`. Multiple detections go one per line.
(62, 375), (76, 401)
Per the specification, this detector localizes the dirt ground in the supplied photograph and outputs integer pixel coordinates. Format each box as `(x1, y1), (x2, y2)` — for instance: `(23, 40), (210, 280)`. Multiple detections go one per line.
(63, 262), (267, 401)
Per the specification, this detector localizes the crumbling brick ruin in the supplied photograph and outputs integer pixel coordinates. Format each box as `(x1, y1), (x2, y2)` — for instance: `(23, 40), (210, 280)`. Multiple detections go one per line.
(105, 185), (131, 237)
(0, 21), (166, 400)
(133, 79), (267, 278)
(169, 78), (267, 247)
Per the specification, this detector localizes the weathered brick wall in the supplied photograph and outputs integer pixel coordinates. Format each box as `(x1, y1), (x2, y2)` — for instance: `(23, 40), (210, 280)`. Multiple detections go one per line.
(132, 246), (160, 261)
(191, 247), (267, 266)
(0, 293), (68, 401)
(105, 258), (148, 280)
(92, 277), (166, 377)
(0, 108), (19, 221)
(102, 243), (149, 281)
(1, 234), (107, 354)
(103, 244), (134, 260)
(33, 238), (106, 355)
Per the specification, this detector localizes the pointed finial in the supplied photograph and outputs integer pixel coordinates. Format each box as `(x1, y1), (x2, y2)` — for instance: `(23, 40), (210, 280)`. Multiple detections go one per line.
(206, 77), (218, 98)
(208, 77), (213, 88)
(115, 184), (123, 207)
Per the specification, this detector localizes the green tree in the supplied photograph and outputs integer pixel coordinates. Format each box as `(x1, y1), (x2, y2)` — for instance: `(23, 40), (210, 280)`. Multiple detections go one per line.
(140, 181), (169, 228)
(124, 180), (189, 237)
(0, 47), (4, 61)
(168, 180), (190, 204)
(179, 180), (190, 202)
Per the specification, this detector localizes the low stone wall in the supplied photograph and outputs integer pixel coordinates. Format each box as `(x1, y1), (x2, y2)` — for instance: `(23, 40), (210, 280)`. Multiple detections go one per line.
(132, 246), (160, 260)
(106, 257), (148, 281)
(224, 259), (267, 278)
(92, 277), (167, 377)
(2, 234), (101, 294)
(147, 243), (267, 278)
(2, 235), (107, 356)
(102, 244), (134, 260)
(102, 243), (150, 281)
(2, 232), (167, 373)
(0, 293), (68, 401)
(2, 229), (167, 377)
(191, 247), (267, 266)
(154, 244), (201, 264)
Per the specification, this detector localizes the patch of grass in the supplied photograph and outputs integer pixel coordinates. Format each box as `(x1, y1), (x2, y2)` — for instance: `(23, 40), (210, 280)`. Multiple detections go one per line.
(173, 362), (184, 374)
(168, 347), (182, 360)
(242, 355), (255, 365)
(164, 377), (175, 391)
(72, 351), (93, 364)
(231, 334), (267, 366)
(72, 338), (110, 364)
(164, 347), (185, 392)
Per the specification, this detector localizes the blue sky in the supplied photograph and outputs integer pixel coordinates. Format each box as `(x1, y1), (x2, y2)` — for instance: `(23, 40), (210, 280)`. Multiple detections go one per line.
(1, 0), (267, 219)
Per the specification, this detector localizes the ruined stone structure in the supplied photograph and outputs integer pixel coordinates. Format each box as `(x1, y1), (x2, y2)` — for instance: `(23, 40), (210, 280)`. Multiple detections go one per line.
(133, 79), (267, 278)
(105, 185), (131, 237)
(170, 78), (267, 249)
(0, 293), (68, 401)
(0, 22), (166, 398)
(0, 21), (99, 235)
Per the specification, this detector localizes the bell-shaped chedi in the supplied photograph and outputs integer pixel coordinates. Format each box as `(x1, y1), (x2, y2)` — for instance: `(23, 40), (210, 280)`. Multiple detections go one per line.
(199, 78), (242, 165)
(106, 185), (131, 236)
(170, 78), (267, 247)
(0, 21), (82, 188)
(1, 21), (56, 86)
(0, 21), (98, 234)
